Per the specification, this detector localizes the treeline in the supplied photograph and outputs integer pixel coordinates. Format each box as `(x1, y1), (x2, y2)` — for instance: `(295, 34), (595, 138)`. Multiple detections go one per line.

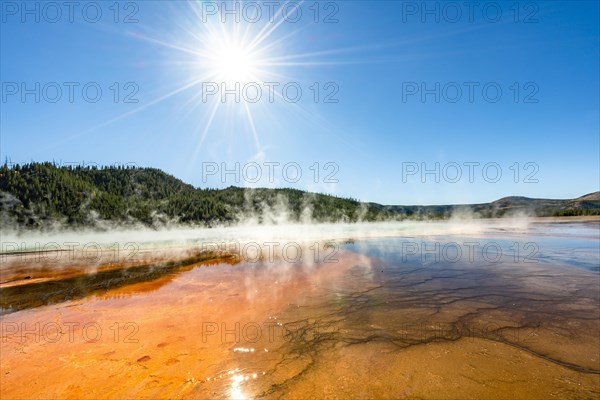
(0, 163), (394, 229)
(1, 163), (597, 230)
(553, 209), (600, 217)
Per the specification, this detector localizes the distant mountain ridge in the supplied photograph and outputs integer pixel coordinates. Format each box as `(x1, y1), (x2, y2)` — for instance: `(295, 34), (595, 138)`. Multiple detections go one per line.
(371, 192), (600, 220)
(1, 163), (598, 229)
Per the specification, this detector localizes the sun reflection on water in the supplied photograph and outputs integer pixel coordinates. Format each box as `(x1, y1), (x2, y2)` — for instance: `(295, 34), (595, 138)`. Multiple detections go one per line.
(229, 373), (248, 400)
(225, 368), (262, 400)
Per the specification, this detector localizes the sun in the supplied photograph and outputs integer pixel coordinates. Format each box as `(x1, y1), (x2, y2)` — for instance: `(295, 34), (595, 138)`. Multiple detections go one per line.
(210, 42), (259, 85)
(198, 23), (266, 87)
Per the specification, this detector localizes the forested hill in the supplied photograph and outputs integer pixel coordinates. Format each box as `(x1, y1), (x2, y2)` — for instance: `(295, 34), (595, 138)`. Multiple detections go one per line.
(0, 163), (598, 229)
(0, 163), (390, 228)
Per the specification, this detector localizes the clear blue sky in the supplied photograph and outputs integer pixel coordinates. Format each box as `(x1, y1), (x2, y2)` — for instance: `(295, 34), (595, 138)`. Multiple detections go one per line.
(1, 1), (598, 205)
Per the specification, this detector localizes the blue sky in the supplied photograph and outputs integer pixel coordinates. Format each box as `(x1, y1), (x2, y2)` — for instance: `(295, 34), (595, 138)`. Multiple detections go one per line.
(1, 1), (598, 205)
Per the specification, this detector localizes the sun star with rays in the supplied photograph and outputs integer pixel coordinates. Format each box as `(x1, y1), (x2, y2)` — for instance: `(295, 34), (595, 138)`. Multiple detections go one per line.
(122, 1), (363, 157)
